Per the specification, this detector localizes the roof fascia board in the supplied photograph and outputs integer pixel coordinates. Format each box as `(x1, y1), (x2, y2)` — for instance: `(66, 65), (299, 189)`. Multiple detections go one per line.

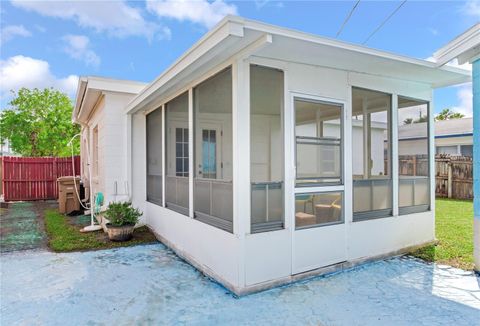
(87, 78), (146, 94)
(434, 23), (480, 66)
(73, 77), (88, 123)
(125, 18), (244, 114)
(76, 88), (101, 124)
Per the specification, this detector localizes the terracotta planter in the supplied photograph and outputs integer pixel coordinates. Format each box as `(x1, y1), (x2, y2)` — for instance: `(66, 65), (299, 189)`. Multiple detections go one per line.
(106, 223), (135, 241)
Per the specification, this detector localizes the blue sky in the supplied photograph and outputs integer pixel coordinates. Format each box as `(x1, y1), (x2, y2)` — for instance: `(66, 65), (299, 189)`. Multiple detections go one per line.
(1, 0), (478, 115)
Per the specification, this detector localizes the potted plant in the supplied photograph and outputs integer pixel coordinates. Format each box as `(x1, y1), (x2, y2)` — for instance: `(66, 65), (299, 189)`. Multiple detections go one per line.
(104, 202), (142, 241)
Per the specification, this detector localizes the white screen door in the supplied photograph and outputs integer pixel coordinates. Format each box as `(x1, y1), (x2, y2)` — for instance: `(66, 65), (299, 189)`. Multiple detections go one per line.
(292, 94), (347, 274)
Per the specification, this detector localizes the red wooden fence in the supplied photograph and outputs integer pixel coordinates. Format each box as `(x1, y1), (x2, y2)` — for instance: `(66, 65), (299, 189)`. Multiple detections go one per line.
(1, 156), (80, 201)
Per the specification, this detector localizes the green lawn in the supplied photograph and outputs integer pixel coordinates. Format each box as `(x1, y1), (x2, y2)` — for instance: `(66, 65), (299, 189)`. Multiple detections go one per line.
(44, 210), (157, 252)
(411, 199), (474, 270)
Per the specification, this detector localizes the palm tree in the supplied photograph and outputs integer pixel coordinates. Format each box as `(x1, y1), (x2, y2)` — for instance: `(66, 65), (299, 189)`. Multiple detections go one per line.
(435, 108), (465, 121)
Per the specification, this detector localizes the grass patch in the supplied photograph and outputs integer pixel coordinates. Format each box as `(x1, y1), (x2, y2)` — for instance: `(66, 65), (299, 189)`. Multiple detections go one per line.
(44, 209), (157, 252)
(411, 199), (474, 270)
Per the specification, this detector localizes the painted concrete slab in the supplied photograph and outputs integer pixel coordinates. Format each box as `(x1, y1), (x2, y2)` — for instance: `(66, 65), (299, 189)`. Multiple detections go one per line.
(0, 201), (56, 252)
(1, 244), (479, 325)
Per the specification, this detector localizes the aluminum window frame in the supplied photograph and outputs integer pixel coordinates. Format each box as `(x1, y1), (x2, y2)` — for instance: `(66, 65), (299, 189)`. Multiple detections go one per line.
(249, 64), (286, 234)
(397, 96), (431, 215)
(293, 96), (345, 188)
(351, 86), (394, 222)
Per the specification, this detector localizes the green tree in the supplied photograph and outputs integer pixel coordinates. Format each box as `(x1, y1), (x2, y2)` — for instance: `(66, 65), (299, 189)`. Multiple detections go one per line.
(0, 88), (80, 157)
(435, 108), (465, 121)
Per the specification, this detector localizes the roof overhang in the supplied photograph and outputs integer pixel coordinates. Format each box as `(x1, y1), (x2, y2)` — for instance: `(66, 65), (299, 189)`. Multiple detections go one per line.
(126, 16), (471, 115)
(434, 23), (480, 66)
(73, 76), (147, 124)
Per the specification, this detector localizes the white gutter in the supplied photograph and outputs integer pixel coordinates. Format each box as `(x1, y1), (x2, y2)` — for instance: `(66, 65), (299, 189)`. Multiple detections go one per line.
(434, 23), (480, 66)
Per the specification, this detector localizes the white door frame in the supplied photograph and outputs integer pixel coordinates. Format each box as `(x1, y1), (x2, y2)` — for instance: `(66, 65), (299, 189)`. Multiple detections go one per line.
(290, 92), (348, 274)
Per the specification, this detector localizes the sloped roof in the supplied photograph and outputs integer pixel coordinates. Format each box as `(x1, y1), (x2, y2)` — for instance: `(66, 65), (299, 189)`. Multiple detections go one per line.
(125, 15), (471, 115)
(398, 117), (472, 140)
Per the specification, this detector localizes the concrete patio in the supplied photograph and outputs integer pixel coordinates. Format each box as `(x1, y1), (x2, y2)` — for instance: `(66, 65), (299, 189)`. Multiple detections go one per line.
(1, 243), (479, 325)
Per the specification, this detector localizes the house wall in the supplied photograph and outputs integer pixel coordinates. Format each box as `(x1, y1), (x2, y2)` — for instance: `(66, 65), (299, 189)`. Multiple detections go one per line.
(102, 92), (136, 205)
(401, 136), (472, 156)
(81, 96), (106, 201)
(129, 54), (435, 293)
(241, 57), (434, 288)
(80, 92), (140, 213)
(399, 139), (428, 156)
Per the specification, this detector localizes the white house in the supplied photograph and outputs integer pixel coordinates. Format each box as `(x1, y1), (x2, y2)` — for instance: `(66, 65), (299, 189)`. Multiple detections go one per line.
(75, 16), (470, 295)
(73, 77), (147, 207)
(398, 118), (473, 157)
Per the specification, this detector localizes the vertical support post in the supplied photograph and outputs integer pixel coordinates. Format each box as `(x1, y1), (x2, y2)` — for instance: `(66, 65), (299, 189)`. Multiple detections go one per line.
(188, 90), (194, 218)
(162, 104), (166, 208)
(362, 100), (369, 179)
(233, 58), (250, 288)
(473, 59), (480, 272)
(392, 94), (399, 216)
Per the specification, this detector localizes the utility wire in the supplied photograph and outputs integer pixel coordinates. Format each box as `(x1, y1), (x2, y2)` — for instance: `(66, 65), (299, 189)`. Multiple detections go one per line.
(362, 0), (407, 45)
(336, 0), (361, 38)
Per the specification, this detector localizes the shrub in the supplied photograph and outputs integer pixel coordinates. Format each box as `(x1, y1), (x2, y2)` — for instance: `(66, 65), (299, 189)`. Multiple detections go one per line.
(104, 202), (142, 227)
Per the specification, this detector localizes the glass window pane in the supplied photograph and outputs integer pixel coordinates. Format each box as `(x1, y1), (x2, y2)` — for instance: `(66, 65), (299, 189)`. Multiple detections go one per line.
(295, 98), (342, 186)
(352, 87), (392, 218)
(295, 192), (343, 228)
(461, 145), (472, 157)
(146, 108), (163, 205)
(165, 92), (189, 215)
(193, 67), (233, 232)
(398, 97), (430, 212)
(250, 65), (284, 233)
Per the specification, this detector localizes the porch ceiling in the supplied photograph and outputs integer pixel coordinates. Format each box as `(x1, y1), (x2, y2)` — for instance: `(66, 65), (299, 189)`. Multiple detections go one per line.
(252, 34), (470, 88)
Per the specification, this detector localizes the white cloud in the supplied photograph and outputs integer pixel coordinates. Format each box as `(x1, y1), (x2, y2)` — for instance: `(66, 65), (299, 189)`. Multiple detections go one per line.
(0, 25), (31, 44)
(428, 27), (438, 36)
(10, 0), (168, 41)
(62, 34), (100, 68)
(462, 0), (480, 20)
(452, 83), (473, 117)
(0, 55), (78, 100)
(146, 0), (237, 29)
(255, 0), (284, 10)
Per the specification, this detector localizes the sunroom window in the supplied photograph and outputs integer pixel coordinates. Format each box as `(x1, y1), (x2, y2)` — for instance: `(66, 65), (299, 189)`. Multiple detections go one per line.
(352, 87), (392, 220)
(398, 96), (430, 214)
(146, 108), (163, 205)
(250, 65), (284, 233)
(295, 98), (343, 186)
(165, 92), (189, 215)
(193, 67), (233, 232)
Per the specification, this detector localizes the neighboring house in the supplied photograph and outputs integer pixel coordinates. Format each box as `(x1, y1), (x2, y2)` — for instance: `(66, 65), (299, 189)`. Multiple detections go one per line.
(74, 16), (469, 295)
(73, 77), (147, 209)
(435, 118), (472, 156)
(0, 139), (17, 156)
(398, 118), (472, 157)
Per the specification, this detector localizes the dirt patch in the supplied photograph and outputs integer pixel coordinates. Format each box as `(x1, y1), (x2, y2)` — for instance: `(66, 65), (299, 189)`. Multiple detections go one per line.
(0, 201), (57, 252)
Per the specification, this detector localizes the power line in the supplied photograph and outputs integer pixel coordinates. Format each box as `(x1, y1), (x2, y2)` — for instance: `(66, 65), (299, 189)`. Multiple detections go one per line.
(336, 0), (361, 38)
(362, 0), (407, 45)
